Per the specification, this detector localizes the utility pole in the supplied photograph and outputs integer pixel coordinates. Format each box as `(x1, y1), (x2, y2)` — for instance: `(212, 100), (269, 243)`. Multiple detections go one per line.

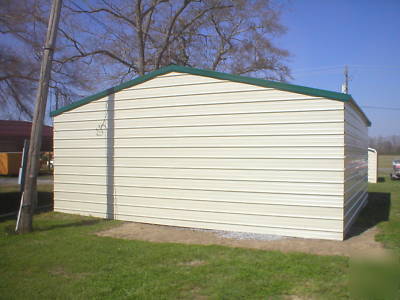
(55, 88), (59, 110)
(343, 65), (349, 94)
(16, 0), (62, 233)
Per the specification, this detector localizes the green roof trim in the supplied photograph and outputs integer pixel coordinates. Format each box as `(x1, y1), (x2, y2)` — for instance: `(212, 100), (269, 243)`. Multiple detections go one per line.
(50, 64), (371, 126)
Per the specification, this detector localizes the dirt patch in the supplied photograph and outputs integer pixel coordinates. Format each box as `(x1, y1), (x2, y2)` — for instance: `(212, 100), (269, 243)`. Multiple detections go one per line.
(49, 266), (91, 279)
(97, 223), (387, 258)
(179, 260), (207, 267)
(96, 222), (388, 257)
(184, 287), (209, 300)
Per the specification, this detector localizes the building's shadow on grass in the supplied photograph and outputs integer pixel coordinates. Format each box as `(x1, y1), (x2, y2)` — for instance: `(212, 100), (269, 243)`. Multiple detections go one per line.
(3, 214), (101, 235)
(34, 219), (101, 232)
(347, 192), (391, 239)
(1, 191), (103, 233)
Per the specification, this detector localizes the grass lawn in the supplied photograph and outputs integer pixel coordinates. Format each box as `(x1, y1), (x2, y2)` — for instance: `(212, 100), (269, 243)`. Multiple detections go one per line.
(0, 177), (399, 299)
(374, 155), (400, 253)
(378, 154), (400, 170)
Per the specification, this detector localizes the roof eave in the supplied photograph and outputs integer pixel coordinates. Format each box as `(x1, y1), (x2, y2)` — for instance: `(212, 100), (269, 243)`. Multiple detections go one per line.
(50, 65), (177, 117)
(50, 64), (370, 127)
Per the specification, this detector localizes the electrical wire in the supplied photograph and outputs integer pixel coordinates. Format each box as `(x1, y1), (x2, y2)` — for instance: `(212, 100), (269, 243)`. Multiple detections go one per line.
(360, 105), (400, 111)
(69, 0), (126, 44)
(292, 64), (400, 75)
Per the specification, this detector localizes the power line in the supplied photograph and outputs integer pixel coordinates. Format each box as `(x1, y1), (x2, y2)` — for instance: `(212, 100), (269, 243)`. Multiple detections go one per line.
(361, 105), (400, 111)
(292, 64), (400, 75)
(349, 64), (400, 70)
(69, 0), (111, 31)
(292, 70), (342, 76)
(69, 0), (126, 44)
(292, 66), (343, 73)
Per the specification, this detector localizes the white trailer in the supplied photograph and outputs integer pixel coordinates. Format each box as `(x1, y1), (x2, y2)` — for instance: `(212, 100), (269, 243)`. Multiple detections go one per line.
(368, 148), (378, 183)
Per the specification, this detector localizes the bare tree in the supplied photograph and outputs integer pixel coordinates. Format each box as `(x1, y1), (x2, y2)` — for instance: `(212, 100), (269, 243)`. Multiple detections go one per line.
(66, 0), (290, 77)
(0, 0), (100, 120)
(1, 0), (290, 119)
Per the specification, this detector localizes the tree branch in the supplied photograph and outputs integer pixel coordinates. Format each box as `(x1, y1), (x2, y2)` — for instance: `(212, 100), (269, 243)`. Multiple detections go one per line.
(155, 3), (233, 68)
(56, 49), (136, 71)
(155, 0), (193, 68)
(3, 79), (33, 119)
(64, 5), (137, 27)
(0, 75), (37, 82)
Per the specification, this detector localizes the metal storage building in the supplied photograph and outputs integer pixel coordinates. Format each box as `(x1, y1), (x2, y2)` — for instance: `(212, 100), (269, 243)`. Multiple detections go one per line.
(51, 65), (371, 240)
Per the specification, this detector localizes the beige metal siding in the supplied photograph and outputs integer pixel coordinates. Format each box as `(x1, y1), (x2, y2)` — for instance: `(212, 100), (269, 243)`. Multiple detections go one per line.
(368, 148), (378, 183)
(343, 103), (369, 236)
(54, 72), (346, 240)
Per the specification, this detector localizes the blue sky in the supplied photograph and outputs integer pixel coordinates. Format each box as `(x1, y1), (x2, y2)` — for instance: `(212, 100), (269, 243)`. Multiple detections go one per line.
(7, 0), (398, 137)
(277, 0), (400, 136)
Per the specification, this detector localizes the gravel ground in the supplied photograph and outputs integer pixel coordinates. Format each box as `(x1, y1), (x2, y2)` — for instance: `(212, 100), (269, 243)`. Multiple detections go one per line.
(191, 228), (285, 241)
(213, 230), (285, 241)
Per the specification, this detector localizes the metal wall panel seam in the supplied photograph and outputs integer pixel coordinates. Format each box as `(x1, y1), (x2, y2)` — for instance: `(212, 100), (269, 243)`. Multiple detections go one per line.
(54, 109), (344, 123)
(54, 173), (344, 184)
(53, 182), (345, 196)
(53, 191), (342, 207)
(54, 199), (342, 220)
(54, 207), (343, 233)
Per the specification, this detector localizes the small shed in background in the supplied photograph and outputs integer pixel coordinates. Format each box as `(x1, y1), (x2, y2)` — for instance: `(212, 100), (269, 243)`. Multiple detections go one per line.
(0, 120), (53, 152)
(0, 120), (53, 175)
(51, 65), (371, 240)
(368, 148), (378, 183)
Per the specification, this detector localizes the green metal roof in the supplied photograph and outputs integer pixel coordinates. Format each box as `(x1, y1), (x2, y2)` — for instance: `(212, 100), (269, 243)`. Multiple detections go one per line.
(50, 64), (371, 126)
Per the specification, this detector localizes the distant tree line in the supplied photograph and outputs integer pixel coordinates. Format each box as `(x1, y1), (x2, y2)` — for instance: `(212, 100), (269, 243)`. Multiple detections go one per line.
(369, 135), (400, 154)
